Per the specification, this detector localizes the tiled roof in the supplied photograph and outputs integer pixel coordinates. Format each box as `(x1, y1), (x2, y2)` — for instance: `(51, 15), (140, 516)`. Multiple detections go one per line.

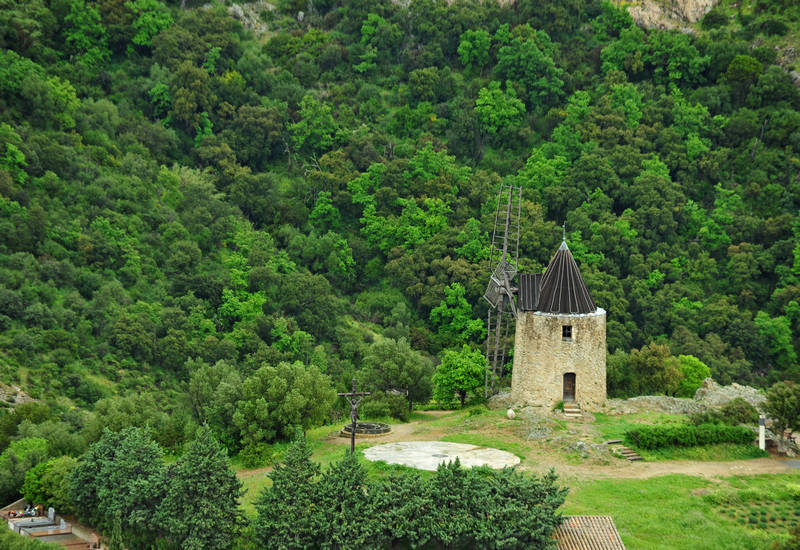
(555, 516), (626, 550)
(537, 241), (596, 314)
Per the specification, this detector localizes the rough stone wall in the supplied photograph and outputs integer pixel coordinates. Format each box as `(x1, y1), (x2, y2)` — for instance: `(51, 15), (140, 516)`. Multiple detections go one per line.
(626, 0), (718, 31)
(511, 309), (606, 411)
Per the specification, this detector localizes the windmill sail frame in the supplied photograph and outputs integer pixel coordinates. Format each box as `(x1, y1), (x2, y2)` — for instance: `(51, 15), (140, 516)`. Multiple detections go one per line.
(483, 184), (522, 397)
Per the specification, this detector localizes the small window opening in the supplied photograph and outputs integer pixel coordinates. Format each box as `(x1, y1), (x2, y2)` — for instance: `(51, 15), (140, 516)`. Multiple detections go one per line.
(562, 325), (572, 341)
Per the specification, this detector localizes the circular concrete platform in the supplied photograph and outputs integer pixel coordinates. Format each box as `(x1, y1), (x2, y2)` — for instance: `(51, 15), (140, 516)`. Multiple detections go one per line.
(362, 441), (520, 471)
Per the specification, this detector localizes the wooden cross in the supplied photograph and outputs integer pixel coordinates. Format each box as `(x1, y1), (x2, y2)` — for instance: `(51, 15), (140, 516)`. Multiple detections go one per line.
(338, 378), (370, 455)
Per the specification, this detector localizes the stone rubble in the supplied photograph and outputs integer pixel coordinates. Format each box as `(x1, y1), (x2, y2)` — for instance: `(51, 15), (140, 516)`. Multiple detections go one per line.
(226, 1), (274, 35)
(603, 378), (766, 415)
(693, 377), (766, 410)
(627, 0), (717, 31)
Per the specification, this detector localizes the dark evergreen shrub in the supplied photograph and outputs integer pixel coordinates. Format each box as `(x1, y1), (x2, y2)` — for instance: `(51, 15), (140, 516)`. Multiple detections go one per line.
(702, 9), (729, 30)
(721, 398), (759, 426)
(255, 435), (568, 549)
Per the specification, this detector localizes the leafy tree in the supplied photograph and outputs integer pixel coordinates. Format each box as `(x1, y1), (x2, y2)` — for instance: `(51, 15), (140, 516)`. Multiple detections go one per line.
(170, 60), (214, 132)
(676, 354), (711, 397)
(63, 0), (110, 71)
(601, 26), (646, 76)
(227, 104), (286, 170)
(359, 12), (402, 66)
(0, 123), (28, 185)
(187, 359), (242, 451)
(495, 34), (564, 109)
(155, 426), (244, 550)
(233, 361), (335, 452)
(0, 402), (50, 453)
(628, 342), (682, 396)
(475, 81), (526, 136)
(765, 381), (800, 453)
(83, 394), (182, 450)
(455, 218), (490, 263)
(0, 437), (49, 504)
(309, 191), (341, 232)
(290, 94), (337, 156)
(361, 337), (434, 412)
(128, 0), (173, 47)
(0, 0), (55, 55)
(754, 311), (798, 379)
(429, 282), (484, 348)
(0, 50), (80, 129)
(458, 29), (491, 71)
(22, 455), (78, 513)
(607, 349), (632, 398)
(726, 54), (762, 102)
(433, 345), (485, 407)
(645, 30), (709, 86)
(275, 271), (344, 340)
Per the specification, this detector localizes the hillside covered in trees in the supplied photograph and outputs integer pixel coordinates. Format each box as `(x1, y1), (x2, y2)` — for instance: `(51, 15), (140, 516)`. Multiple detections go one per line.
(1, 0), (799, 485)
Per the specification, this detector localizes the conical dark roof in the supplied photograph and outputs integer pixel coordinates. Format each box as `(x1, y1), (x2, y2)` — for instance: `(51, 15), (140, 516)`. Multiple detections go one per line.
(537, 241), (596, 314)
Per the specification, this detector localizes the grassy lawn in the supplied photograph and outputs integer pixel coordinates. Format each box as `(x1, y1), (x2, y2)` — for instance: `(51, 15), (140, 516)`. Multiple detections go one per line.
(562, 473), (798, 549)
(592, 411), (688, 442)
(440, 432), (532, 462)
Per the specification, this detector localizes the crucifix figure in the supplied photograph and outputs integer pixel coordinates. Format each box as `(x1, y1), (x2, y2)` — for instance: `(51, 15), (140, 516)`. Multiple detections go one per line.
(337, 378), (370, 455)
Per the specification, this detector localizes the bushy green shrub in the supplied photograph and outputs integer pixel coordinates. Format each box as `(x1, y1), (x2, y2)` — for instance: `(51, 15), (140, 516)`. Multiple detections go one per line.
(359, 393), (409, 422)
(689, 399), (759, 427)
(701, 9), (729, 30)
(689, 410), (726, 426)
(0, 528), (52, 549)
(625, 423), (754, 449)
(22, 455), (78, 513)
(676, 355), (711, 397)
(721, 398), (759, 426)
(750, 16), (790, 36)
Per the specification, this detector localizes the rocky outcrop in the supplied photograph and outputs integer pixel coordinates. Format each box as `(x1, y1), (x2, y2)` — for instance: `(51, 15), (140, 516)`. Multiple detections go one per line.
(605, 395), (705, 415)
(603, 379), (765, 415)
(494, 378), (766, 416)
(627, 0), (718, 30)
(628, 0), (719, 32)
(227, 1), (274, 35)
(0, 384), (34, 406)
(693, 378), (766, 411)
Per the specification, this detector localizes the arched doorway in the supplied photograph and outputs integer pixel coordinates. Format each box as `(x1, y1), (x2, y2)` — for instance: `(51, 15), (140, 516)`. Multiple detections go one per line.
(563, 373), (575, 402)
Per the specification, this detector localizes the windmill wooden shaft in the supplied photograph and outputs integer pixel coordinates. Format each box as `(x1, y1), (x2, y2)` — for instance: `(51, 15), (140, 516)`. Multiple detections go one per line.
(483, 184), (521, 397)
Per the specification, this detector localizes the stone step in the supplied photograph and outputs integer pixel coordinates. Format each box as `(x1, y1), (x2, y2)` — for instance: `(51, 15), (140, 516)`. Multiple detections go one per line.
(612, 445), (643, 461)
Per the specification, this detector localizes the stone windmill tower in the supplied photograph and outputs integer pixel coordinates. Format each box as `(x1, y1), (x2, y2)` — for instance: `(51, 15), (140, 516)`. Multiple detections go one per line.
(510, 239), (607, 412)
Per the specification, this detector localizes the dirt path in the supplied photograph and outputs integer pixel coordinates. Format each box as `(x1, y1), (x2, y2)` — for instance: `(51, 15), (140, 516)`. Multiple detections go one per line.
(238, 411), (455, 479)
(520, 457), (797, 481)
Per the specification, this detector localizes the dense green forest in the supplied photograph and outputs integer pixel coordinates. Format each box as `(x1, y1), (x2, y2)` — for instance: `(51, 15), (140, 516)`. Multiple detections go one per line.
(1, 0), (800, 508)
